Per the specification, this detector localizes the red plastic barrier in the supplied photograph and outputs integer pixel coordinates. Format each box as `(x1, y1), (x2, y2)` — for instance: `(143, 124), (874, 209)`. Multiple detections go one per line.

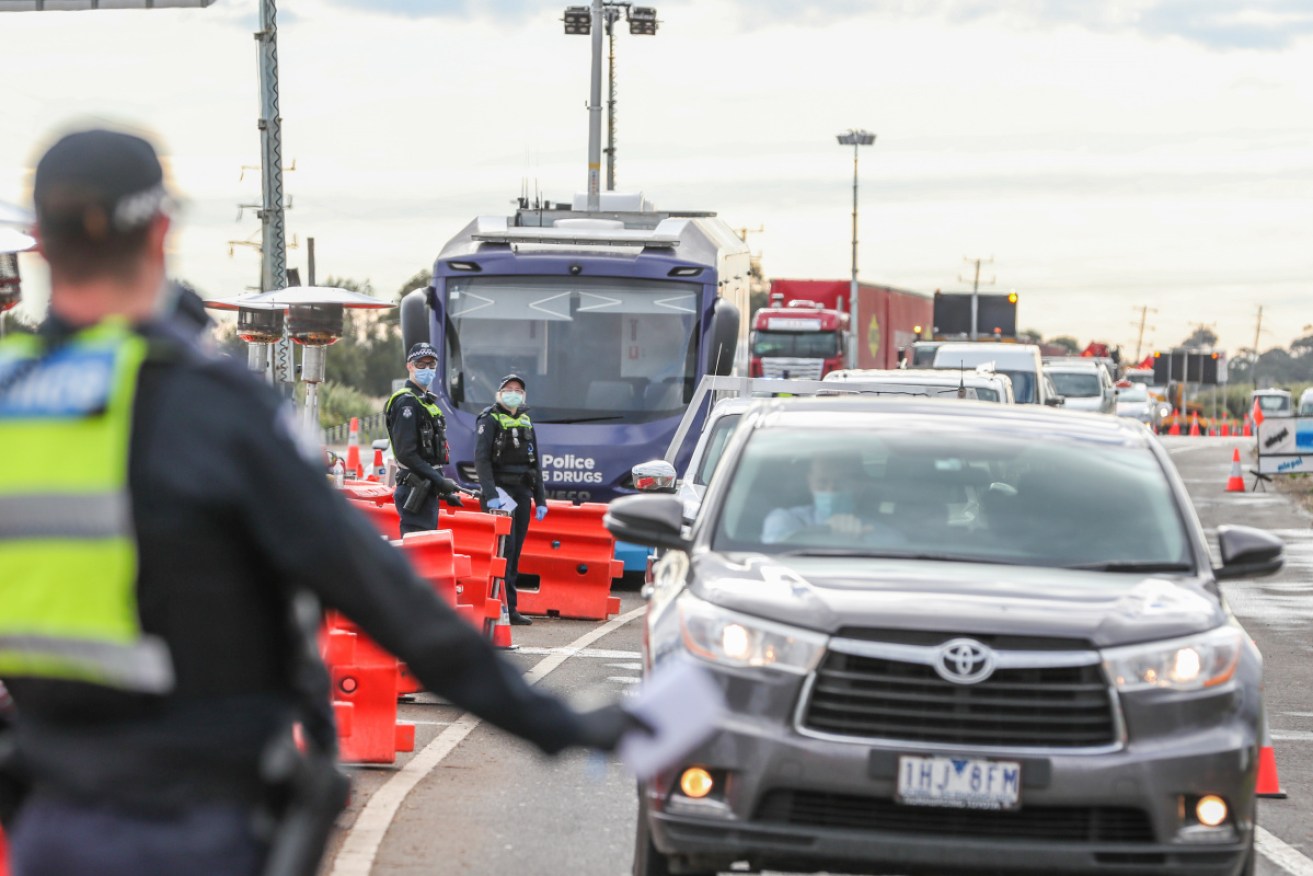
(1, 824), (9, 876)
(340, 479), (400, 541)
(320, 611), (415, 764)
(392, 531), (478, 693)
(437, 508), (512, 619)
(516, 500), (622, 620)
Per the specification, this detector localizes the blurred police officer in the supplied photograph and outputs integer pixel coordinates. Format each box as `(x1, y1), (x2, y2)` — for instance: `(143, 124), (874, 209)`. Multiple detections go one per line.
(475, 374), (548, 626)
(0, 128), (637, 876)
(386, 341), (463, 534)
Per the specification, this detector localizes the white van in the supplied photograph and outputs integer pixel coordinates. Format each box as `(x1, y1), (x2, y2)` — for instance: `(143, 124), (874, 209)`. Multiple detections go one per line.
(931, 343), (1056, 406)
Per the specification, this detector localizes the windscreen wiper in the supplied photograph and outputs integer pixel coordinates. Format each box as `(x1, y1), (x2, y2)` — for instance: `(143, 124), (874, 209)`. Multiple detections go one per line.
(776, 549), (1014, 565)
(538, 416), (624, 424)
(1064, 561), (1194, 573)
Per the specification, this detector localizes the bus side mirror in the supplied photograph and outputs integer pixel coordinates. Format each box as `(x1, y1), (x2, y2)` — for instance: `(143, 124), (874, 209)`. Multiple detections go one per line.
(704, 299), (741, 377)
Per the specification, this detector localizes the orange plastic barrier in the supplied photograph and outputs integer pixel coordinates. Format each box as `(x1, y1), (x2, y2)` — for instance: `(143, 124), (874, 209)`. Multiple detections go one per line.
(1, 824), (9, 876)
(437, 508), (512, 620)
(321, 611), (415, 764)
(341, 479), (401, 541)
(516, 500), (622, 621)
(392, 531), (478, 694)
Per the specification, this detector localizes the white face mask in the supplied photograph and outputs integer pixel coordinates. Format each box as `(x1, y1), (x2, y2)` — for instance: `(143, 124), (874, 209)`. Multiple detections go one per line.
(812, 490), (854, 522)
(499, 390), (525, 409)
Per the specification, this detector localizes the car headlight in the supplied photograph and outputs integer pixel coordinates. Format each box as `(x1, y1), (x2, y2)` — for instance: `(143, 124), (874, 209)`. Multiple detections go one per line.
(1103, 626), (1243, 692)
(677, 592), (827, 674)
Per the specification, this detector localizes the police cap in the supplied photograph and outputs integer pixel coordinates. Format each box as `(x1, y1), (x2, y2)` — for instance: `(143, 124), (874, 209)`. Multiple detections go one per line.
(498, 374), (526, 391)
(407, 342), (438, 363)
(34, 129), (172, 242)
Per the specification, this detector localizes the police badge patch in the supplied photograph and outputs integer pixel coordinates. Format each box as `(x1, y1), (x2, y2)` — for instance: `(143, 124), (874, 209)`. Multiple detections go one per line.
(402, 407), (413, 418)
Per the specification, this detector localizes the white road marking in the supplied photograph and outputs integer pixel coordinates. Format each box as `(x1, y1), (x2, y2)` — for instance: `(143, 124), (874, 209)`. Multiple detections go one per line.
(607, 676), (642, 684)
(1271, 729), (1313, 742)
(330, 606), (646, 876)
(514, 646), (642, 659)
(1167, 443), (1231, 455)
(1258, 826), (1313, 876)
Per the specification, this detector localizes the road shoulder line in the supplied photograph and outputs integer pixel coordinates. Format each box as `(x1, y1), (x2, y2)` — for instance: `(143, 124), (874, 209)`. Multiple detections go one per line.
(330, 606), (647, 876)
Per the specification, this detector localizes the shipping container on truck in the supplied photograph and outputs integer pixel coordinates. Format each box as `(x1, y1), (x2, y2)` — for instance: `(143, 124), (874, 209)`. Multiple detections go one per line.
(756, 278), (932, 374)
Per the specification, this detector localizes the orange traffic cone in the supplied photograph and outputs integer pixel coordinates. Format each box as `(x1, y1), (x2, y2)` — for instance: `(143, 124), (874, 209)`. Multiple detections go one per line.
(1168, 410), (1181, 436)
(1256, 710), (1287, 798)
(489, 597), (516, 650)
(1242, 414), (1252, 437)
(1221, 421), (1230, 437)
(1226, 448), (1246, 493)
(367, 448), (385, 482)
(1188, 412), (1201, 437)
(345, 417), (363, 479)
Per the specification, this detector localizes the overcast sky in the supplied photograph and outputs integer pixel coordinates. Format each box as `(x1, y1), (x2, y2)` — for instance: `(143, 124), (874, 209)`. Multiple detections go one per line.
(2, 0), (1310, 356)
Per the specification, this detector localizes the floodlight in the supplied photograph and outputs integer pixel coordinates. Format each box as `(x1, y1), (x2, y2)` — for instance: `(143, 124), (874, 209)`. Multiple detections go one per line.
(563, 5), (590, 35)
(628, 6), (658, 35)
(836, 129), (877, 147)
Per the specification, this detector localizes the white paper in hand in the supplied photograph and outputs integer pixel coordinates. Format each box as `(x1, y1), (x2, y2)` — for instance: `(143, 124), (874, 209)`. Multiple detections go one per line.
(495, 487), (518, 514)
(617, 656), (725, 782)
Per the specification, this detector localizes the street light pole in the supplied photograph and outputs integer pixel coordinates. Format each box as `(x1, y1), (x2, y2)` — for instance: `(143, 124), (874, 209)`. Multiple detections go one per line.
(836, 129), (876, 369)
(586, 0), (604, 210)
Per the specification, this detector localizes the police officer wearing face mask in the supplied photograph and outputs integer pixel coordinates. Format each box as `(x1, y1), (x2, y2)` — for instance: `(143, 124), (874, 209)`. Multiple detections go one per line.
(475, 375), (547, 626)
(385, 342), (463, 535)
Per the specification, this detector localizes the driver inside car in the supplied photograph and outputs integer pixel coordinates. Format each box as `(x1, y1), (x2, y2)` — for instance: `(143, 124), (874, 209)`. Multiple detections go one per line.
(761, 454), (907, 546)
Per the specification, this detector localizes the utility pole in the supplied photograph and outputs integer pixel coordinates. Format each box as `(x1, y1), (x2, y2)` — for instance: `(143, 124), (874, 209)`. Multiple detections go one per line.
(1131, 305), (1157, 363)
(958, 257), (994, 341)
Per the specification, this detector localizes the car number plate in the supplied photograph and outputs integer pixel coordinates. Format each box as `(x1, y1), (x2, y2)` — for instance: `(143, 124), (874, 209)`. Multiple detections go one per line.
(896, 755), (1022, 810)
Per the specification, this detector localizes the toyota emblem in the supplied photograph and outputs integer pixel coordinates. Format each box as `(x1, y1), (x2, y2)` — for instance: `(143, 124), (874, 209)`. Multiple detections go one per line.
(934, 638), (996, 685)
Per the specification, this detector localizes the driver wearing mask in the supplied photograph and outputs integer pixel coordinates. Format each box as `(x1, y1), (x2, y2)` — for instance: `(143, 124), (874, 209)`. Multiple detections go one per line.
(762, 453), (906, 546)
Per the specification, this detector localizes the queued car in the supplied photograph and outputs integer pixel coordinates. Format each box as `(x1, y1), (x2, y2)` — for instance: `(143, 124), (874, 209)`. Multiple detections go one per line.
(612, 398), (1280, 876)
(1115, 382), (1172, 429)
(1044, 359), (1117, 415)
(1299, 388), (1313, 417)
(824, 367), (1016, 404)
(1251, 389), (1293, 419)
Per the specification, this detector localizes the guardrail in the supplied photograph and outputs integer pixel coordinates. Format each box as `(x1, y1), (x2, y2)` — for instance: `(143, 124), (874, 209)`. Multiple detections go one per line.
(322, 412), (387, 447)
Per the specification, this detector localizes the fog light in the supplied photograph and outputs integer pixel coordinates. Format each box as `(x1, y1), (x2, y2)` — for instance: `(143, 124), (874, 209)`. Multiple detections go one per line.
(680, 767), (715, 799)
(1196, 795), (1228, 827)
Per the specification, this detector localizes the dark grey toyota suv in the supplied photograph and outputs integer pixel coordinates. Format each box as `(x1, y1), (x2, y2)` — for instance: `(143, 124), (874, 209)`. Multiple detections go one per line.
(607, 398), (1282, 876)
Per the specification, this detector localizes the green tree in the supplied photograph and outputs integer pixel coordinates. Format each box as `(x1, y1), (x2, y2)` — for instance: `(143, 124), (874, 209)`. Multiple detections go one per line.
(1182, 327), (1219, 348)
(1048, 335), (1080, 355)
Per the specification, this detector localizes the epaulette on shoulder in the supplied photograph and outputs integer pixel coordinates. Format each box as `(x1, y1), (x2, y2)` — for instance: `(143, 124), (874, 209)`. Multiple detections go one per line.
(477, 405), (496, 418)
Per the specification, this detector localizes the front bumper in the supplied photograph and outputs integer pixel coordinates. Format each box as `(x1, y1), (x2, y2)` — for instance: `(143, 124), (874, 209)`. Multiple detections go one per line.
(646, 685), (1257, 876)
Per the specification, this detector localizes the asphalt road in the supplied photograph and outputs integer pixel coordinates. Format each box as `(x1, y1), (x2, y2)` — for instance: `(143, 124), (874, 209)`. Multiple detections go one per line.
(321, 434), (1313, 876)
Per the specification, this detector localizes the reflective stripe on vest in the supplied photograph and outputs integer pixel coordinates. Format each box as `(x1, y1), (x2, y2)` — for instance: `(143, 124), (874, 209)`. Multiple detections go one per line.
(385, 386), (444, 456)
(0, 320), (174, 693)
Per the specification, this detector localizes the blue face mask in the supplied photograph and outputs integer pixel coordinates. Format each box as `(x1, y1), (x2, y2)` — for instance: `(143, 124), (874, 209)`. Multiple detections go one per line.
(413, 368), (436, 387)
(812, 490), (854, 523)
(499, 391), (525, 409)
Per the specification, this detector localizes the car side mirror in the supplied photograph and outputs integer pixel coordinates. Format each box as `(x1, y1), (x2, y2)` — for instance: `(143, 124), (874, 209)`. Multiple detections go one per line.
(604, 494), (690, 551)
(1214, 525), (1284, 580)
(1045, 394), (1065, 407)
(632, 460), (678, 493)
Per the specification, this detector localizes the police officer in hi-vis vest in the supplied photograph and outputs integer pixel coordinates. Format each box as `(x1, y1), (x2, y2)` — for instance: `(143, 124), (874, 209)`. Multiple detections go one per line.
(0, 128), (642, 876)
(385, 342), (464, 535)
(475, 374), (547, 626)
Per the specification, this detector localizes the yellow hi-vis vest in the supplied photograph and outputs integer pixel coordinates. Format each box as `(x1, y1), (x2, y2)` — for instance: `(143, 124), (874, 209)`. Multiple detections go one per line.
(0, 320), (173, 693)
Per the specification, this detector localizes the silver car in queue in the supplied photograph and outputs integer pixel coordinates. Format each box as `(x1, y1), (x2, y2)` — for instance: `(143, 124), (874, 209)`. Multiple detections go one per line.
(612, 398), (1278, 876)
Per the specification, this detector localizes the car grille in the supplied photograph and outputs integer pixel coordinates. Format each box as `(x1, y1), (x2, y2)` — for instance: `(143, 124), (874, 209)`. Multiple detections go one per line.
(802, 650), (1117, 748)
(756, 790), (1154, 843)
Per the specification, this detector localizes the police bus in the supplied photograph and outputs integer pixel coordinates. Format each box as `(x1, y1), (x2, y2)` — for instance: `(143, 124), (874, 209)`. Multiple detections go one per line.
(400, 192), (750, 524)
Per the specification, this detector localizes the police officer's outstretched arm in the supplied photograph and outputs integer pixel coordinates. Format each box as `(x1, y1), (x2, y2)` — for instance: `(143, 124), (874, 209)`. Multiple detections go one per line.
(238, 392), (623, 752)
(389, 394), (457, 495)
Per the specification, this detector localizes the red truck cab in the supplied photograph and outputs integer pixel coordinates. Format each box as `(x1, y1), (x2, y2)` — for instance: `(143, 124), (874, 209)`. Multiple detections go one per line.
(749, 300), (849, 378)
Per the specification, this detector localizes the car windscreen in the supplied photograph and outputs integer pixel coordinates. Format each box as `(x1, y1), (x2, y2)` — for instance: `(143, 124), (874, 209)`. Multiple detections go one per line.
(751, 331), (839, 358)
(1256, 395), (1290, 413)
(1050, 371), (1102, 398)
(711, 426), (1191, 572)
(1118, 385), (1148, 402)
